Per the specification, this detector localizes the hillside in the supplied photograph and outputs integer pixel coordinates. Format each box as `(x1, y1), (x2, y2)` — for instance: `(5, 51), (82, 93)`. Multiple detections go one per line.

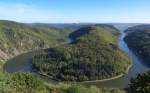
(124, 25), (150, 65)
(69, 24), (120, 40)
(32, 25), (131, 82)
(0, 20), (71, 61)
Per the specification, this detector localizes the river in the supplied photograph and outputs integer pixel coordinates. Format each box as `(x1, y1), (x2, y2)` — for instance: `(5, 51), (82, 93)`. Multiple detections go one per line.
(3, 32), (149, 89)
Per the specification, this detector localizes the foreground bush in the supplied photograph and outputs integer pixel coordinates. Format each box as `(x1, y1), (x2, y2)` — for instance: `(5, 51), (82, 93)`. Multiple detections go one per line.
(0, 72), (49, 93)
(0, 72), (125, 93)
(127, 70), (150, 93)
(48, 83), (125, 93)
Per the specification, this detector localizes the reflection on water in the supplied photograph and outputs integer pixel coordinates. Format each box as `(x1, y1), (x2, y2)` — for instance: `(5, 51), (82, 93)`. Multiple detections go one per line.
(3, 32), (149, 88)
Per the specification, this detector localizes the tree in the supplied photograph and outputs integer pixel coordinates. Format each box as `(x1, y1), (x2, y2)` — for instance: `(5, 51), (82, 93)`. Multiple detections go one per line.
(127, 70), (150, 93)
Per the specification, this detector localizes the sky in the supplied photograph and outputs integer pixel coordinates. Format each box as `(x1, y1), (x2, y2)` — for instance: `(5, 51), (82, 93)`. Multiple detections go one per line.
(0, 0), (150, 23)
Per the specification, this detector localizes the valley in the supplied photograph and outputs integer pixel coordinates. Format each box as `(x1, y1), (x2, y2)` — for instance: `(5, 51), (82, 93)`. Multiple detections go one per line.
(0, 21), (150, 93)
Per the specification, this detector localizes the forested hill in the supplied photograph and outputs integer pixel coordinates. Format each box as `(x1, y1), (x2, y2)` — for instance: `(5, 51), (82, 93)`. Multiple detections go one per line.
(32, 25), (131, 82)
(69, 24), (120, 40)
(124, 25), (150, 65)
(0, 20), (71, 61)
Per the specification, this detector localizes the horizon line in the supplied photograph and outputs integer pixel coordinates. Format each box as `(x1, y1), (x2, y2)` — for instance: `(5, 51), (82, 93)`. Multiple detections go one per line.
(0, 19), (150, 24)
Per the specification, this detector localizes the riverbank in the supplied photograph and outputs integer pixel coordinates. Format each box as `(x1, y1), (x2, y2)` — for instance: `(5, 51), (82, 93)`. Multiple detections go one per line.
(81, 64), (132, 83)
(35, 64), (133, 84)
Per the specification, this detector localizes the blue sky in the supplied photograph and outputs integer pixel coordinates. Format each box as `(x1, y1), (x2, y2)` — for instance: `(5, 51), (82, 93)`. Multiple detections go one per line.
(0, 0), (150, 23)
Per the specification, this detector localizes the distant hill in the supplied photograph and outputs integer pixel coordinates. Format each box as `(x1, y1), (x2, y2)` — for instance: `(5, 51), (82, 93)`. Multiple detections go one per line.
(29, 23), (145, 32)
(29, 23), (90, 30)
(125, 24), (150, 33)
(110, 23), (143, 31)
(0, 20), (71, 61)
(32, 25), (131, 81)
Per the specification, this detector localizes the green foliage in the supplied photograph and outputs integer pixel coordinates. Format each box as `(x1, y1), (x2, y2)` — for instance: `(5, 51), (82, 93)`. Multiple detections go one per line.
(0, 72), (49, 93)
(11, 72), (49, 93)
(47, 83), (125, 93)
(33, 26), (131, 81)
(0, 72), (125, 93)
(127, 70), (150, 93)
(0, 72), (12, 93)
(0, 60), (5, 70)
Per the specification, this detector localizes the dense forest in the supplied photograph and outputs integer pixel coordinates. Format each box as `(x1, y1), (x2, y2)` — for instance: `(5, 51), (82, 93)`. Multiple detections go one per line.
(32, 25), (131, 81)
(0, 20), (72, 61)
(124, 25), (150, 65)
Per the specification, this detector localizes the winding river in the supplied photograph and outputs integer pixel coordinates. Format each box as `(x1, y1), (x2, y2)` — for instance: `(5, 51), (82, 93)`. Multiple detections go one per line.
(3, 31), (149, 89)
